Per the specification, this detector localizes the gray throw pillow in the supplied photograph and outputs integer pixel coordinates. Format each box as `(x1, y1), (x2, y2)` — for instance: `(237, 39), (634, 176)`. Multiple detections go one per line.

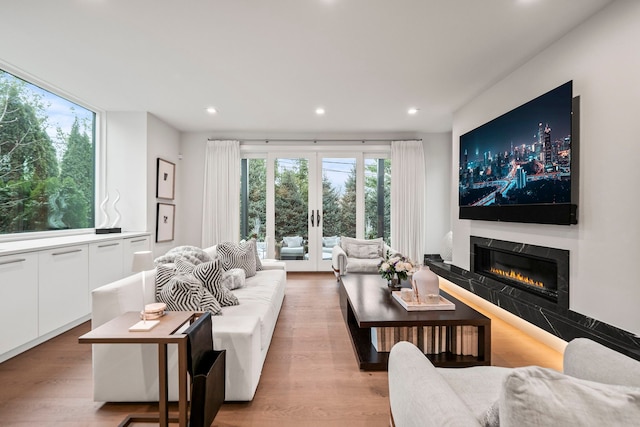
(217, 241), (258, 277)
(499, 366), (640, 427)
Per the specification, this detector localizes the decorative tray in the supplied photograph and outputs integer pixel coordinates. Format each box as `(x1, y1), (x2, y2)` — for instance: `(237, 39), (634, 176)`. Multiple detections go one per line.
(391, 291), (456, 311)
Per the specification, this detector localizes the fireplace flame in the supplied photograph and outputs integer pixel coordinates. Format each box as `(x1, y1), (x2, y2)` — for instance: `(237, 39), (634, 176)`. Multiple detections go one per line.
(490, 267), (545, 288)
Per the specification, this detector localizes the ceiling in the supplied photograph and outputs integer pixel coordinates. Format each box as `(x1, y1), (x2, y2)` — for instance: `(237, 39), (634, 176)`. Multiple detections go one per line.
(0, 0), (613, 135)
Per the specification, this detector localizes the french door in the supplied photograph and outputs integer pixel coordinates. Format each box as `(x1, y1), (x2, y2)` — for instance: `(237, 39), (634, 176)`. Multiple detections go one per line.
(240, 147), (390, 272)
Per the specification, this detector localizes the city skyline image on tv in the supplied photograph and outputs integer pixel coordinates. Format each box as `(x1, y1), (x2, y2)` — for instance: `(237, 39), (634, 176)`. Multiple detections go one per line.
(459, 81), (573, 209)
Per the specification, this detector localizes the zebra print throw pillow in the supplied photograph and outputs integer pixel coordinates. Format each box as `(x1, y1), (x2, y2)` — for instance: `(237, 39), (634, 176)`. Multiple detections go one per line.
(217, 241), (258, 277)
(155, 263), (176, 301)
(174, 258), (239, 307)
(156, 272), (222, 315)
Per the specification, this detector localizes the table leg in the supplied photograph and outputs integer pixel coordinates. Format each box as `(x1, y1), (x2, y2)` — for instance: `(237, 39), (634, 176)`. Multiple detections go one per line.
(159, 343), (168, 427)
(178, 340), (188, 427)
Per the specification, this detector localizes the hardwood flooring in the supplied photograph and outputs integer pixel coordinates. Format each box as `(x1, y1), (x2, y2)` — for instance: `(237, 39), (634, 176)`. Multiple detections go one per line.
(0, 272), (562, 426)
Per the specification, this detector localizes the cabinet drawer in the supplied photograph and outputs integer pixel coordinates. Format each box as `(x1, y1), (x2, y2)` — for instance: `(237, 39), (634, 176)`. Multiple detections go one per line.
(0, 253), (38, 355)
(38, 245), (89, 335)
(89, 240), (124, 293)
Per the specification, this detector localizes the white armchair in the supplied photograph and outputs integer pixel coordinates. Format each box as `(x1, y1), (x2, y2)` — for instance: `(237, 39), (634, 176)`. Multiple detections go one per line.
(278, 236), (306, 260)
(331, 236), (397, 278)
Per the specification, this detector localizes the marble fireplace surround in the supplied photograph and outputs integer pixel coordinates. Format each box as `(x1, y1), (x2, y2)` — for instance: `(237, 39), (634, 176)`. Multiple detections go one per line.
(425, 237), (640, 361)
(470, 236), (568, 312)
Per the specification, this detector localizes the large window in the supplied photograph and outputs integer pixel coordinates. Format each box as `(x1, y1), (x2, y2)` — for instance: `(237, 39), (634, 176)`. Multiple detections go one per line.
(0, 68), (95, 235)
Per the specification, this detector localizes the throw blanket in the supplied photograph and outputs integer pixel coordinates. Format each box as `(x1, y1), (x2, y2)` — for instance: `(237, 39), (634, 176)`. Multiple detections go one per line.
(154, 245), (213, 266)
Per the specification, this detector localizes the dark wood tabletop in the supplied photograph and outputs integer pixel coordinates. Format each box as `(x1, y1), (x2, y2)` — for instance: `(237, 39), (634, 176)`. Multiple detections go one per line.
(341, 273), (490, 328)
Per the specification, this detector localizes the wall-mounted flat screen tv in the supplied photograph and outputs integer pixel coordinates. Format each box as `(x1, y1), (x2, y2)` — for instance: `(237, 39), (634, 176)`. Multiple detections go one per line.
(459, 81), (578, 225)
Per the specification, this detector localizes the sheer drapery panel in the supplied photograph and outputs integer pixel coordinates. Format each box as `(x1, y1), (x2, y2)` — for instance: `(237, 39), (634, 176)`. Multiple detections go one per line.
(202, 140), (240, 247)
(391, 140), (426, 263)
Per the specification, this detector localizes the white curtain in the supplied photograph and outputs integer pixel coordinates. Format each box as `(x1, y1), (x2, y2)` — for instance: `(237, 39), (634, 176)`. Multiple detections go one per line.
(391, 140), (426, 264)
(201, 140), (240, 247)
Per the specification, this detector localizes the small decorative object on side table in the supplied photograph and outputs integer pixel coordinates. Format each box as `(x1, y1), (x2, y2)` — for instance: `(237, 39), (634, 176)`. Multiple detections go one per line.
(378, 250), (414, 290)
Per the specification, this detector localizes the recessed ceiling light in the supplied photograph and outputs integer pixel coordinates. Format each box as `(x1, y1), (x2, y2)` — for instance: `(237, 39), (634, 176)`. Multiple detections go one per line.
(315, 107), (325, 115)
(408, 108), (419, 115)
(206, 107), (217, 114)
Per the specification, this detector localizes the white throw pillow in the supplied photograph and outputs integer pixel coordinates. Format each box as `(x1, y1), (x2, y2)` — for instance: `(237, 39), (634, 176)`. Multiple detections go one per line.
(341, 236), (383, 258)
(283, 236), (303, 248)
(323, 236), (339, 247)
(499, 366), (640, 427)
(221, 268), (246, 290)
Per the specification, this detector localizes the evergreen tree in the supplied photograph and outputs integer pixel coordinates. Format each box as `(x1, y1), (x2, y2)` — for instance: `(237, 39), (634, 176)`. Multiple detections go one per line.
(321, 175), (342, 237)
(274, 169), (307, 242)
(60, 118), (94, 228)
(247, 158), (266, 239)
(0, 77), (60, 232)
(339, 165), (357, 238)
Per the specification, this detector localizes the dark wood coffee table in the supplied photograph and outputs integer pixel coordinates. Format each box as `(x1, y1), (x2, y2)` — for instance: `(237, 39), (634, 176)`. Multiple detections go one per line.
(339, 274), (491, 370)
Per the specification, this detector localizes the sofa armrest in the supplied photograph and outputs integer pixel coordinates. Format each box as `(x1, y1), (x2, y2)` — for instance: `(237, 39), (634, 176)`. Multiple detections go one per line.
(332, 245), (347, 275)
(261, 260), (286, 271)
(389, 342), (481, 427)
(563, 338), (640, 387)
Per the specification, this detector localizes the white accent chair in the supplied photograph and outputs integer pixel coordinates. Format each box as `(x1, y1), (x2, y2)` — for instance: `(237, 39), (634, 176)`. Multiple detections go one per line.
(388, 338), (640, 426)
(331, 236), (398, 278)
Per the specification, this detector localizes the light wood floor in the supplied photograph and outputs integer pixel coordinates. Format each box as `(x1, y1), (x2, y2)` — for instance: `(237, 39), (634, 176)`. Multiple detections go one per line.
(0, 273), (562, 426)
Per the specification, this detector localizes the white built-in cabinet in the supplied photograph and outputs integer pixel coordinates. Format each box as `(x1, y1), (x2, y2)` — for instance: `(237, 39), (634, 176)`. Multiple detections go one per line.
(0, 232), (150, 362)
(122, 235), (152, 275)
(39, 245), (90, 336)
(0, 252), (38, 355)
(88, 240), (124, 310)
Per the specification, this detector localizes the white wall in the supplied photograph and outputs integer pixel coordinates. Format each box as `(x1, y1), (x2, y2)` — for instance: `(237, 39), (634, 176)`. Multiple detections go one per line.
(179, 131), (452, 255)
(105, 112), (148, 232)
(451, 0), (640, 335)
(421, 132), (452, 255)
(105, 112), (181, 257)
(147, 113), (182, 255)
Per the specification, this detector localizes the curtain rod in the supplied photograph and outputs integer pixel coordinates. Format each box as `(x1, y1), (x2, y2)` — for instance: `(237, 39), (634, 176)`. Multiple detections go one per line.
(207, 138), (422, 143)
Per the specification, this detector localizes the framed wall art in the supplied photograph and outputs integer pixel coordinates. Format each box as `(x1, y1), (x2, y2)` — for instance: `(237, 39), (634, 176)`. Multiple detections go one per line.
(156, 158), (176, 200)
(156, 203), (175, 242)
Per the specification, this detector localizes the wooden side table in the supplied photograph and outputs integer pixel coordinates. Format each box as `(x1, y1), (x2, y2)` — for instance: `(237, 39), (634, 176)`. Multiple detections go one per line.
(79, 311), (198, 427)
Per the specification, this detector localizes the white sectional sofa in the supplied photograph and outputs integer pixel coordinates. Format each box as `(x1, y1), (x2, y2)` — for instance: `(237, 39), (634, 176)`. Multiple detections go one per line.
(90, 246), (286, 402)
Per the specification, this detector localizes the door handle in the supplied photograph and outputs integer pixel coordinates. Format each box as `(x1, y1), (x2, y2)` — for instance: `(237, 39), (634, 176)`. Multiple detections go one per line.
(316, 210), (321, 227)
(310, 211), (315, 227)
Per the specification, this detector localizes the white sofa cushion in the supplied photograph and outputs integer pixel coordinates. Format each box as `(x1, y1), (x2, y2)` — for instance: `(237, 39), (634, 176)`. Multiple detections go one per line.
(218, 269), (285, 351)
(499, 366), (640, 427)
(438, 365), (512, 421)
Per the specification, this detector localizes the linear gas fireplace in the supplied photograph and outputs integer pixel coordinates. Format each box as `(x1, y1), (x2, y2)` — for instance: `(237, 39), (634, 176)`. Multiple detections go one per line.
(425, 238), (640, 361)
(470, 236), (569, 313)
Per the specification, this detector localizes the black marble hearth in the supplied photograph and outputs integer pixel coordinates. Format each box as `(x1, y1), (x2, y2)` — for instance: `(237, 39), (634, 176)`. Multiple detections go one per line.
(425, 239), (640, 361)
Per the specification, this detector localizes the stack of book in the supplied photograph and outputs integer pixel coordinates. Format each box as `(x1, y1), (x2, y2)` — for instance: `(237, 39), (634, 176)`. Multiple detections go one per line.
(421, 325), (478, 356)
(370, 325), (478, 356)
(371, 326), (419, 352)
